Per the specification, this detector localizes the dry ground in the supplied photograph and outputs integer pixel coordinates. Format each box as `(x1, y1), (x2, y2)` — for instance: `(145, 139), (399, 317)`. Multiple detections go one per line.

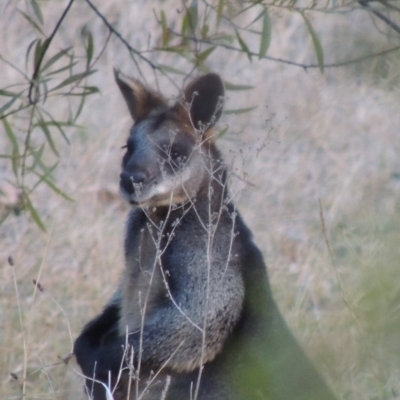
(1, 1), (400, 399)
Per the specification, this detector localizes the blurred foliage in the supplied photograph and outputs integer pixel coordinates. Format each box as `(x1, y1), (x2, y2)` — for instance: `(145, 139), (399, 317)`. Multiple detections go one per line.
(1, 0), (400, 230)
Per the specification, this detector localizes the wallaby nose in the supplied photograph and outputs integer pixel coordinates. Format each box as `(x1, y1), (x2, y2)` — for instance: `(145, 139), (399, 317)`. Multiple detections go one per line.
(131, 170), (147, 184)
(120, 170), (147, 185)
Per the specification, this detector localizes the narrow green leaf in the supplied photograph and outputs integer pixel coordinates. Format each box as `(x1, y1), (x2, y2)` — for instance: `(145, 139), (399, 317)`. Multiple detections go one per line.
(86, 31), (94, 67)
(47, 61), (79, 76)
(0, 89), (21, 97)
(302, 13), (324, 73)
(30, 143), (46, 171)
(158, 64), (186, 75)
(201, 23), (209, 39)
(34, 39), (43, 71)
(73, 90), (87, 122)
(42, 48), (71, 72)
(216, 0), (224, 27)
(248, 9), (265, 27)
(224, 106), (257, 115)
(160, 10), (168, 31)
(41, 121), (77, 128)
(42, 78), (49, 103)
(0, 93), (22, 116)
(25, 39), (39, 71)
(19, 10), (44, 35)
(29, 161), (57, 191)
(11, 148), (19, 180)
(33, 37), (50, 76)
(197, 46), (216, 63)
(31, 0), (44, 24)
(212, 34), (234, 44)
(224, 81), (254, 91)
(25, 194), (46, 232)
(33, 171), (74, 202)
(160, 10), (171, 46)
(39, 111), (70, 144)
(66, 86), (100, 96)
(3, 118), (20, 180)
(181, 0), (198, 37)
(154, 45), (186, 55)
(235, 29), (252, 62)
(41, 37), (51, 55)
(50, 70), (96, 92)
(259, 9), (271, 59)
(181, 13), (190, 37)
(37, 118), (59, 156)
(217, 126), (228, 138)
(187, 1), (198, 33)
(3, 118), (19, 153)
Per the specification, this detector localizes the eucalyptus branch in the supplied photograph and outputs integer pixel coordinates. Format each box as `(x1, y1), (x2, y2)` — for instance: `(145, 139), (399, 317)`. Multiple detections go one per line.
(204, 0), (357, 18)
(166, 29), (400, 70)
(28, 0), (75, 104)
(83, 0), (180, 89)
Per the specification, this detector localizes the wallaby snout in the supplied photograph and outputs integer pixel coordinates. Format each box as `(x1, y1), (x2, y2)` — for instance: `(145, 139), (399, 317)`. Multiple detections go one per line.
(120, 169), (148, 197)
(119, 137), (159, 204)
(120, 145), (154, 186)
(124, 169), (147, 185)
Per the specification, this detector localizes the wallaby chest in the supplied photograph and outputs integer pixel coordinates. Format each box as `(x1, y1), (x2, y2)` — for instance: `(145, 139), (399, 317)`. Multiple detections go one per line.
(119, 209), (166, 334)
(119, 201), (239, 336)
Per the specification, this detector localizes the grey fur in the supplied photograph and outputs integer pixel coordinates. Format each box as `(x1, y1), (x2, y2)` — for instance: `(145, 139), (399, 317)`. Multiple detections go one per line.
(73, 72), (337, 400)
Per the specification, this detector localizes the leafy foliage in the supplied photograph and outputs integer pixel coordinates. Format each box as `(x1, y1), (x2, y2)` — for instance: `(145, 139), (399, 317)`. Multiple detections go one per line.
(1, 0), (98, 230)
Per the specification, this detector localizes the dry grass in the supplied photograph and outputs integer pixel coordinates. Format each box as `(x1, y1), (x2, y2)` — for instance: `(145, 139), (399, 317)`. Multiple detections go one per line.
(1, 1), (400, 399)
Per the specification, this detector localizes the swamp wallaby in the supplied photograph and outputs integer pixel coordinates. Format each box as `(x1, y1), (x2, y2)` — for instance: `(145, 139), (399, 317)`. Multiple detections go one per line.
(73, 72), (337, 400)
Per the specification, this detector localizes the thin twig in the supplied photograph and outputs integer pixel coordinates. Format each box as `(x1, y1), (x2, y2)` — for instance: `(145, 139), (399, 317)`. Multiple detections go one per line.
(84, 0), (147, 80)
(378, 0), (400, 13)
(360, 0), (400, 35)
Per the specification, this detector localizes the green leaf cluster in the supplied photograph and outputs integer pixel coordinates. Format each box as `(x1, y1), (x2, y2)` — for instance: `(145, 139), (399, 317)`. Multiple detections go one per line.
(1, 0), (98, 231)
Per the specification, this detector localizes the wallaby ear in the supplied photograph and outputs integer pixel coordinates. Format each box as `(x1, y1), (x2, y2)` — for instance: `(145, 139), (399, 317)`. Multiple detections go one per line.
(114, 69), (166, 122)
(183, 73), (224, 131)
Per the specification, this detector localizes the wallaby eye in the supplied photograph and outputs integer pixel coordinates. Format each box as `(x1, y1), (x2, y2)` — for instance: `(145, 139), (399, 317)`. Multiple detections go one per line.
(171, 150), (180, 160)
(160, 144), (180, 161)
(170, 146), (186, 161)
(169, 147), (189, 170)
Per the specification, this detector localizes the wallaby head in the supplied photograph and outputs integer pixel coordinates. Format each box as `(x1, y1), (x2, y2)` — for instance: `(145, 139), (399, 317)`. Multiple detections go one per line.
(115, 70), (225, 207)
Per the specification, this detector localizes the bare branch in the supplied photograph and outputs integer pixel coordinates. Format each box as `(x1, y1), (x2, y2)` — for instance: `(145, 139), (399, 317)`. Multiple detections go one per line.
(359, 0), (400, 35)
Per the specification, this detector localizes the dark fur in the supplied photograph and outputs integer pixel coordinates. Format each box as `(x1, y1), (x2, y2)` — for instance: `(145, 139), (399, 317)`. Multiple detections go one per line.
(74, 72), (337, 400)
